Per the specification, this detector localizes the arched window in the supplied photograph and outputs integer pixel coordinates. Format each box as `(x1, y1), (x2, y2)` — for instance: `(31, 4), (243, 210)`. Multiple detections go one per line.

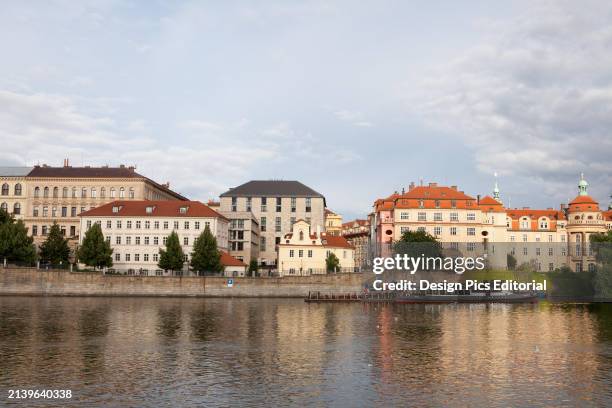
(81, 187), (87, 198)
(110, 188), (116, 198)
(1, 183), (8, 196)
(72, 187), (77, 198)
(34, 187), (40, 198)
(100, 187), (106, 198)
(43, 187), (49, 198)
(539, 217), (549, 230)
(119, 187), (125, 198)
(0, 202), (7, 212)
(53, 187), (59, 198)
(14, 183), (22, 196)
(13, 203), (20, 215)
(129, 187), (135, 199)
(299, 230), (304, 241)
(520, 217), (530, 230)
(91, 188), (97, 198)
(62, 187), (68, 198)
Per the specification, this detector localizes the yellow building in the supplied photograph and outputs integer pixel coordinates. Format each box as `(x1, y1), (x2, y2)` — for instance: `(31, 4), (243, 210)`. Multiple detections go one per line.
(277, 219), (355, 276)
(0, 166), (30, 221)
(324, 208), (343, 235)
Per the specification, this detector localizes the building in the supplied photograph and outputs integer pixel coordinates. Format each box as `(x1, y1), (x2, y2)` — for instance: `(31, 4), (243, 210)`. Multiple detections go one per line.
(324, 208), (343, 235)
(23, 161), (187, 247)
(371, 175), (611, 272)
(219, 180), (326, 268)
(79, 200), (229, 275)
(341, 219), (370, 268)
(0, 166), (31, 221)
(220, 251), (248, 277)
(277, 220), (355, 276)
(222, 211), (260, 264)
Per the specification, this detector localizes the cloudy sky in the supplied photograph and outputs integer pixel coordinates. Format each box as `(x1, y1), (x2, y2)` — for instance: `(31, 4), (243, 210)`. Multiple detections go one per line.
(2, 0), (611, 219)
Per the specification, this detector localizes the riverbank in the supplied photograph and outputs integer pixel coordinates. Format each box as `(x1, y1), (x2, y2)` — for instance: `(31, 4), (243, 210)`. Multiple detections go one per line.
(0, 268), (366, 298)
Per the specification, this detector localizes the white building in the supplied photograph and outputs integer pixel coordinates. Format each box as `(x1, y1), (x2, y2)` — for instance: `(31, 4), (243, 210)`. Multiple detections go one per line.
(79, 200), (232, 275)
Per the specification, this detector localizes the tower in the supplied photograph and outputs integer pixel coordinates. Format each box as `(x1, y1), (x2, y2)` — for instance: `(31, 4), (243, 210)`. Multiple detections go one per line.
(578, 173), (589, 196)
(493, 172), (501, 202)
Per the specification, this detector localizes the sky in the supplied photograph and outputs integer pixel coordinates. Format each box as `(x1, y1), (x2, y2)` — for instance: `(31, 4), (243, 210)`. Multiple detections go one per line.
(1, 0), (611, 220)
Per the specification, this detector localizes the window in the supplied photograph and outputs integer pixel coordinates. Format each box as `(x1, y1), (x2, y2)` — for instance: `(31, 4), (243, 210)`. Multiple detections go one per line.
(467, 227), (476, 236)
(163, 221), (169, 230)
(33, 207), (39, 216)
(434, 213), (442, 221)
(205, 221), (210, 229)
(145, 221), (151, 229)
(81, 187), (87, 198)
(298, 250), (303, 258)
(195, 221), (200, 230)
(144, 254), (149, 262)
(13, 203), (21, 215)
(522, 234), (528, 242)
(135, 254), (140, 262)
(450, 212), (458, 222)
(106, 236), (111, 244)
(510, 235), (515, 242)
(539, 219), (549, 230)
(418, 212), (426, 221)
(153, 237), (159, 245)
(119, 187), (125, 198)
(0, 184), (8, 196)
(261, 197), (267, 212)
(129, 188), (134, 199)
(435, 200), (440, 208)
(34, 187), (40, 198)
(231, 197), (237, 212)
(91, 188), (97, 198)
(135, 237), (141, 245)
(136, 221), (141, 229)
(86, 220), (92, 229)
(116, 236), (121, 245)
(106, 220), (112, 229)
(246, 197), (251, 211)
(43, 187), (49, 198)
(536, 248), (541, 256)
(434, 226), (442, 235)
(115, 253), (121, 262)
(184, 221), (189, 230)
(548, 247), (553, 256)
(51, 207), (57, 217)
(308, 250), (313, 258)
(154, 221), (159, 229)
(100, 187), (105, 198)
(305, 198), (311, 212)
(450, 227), (457, 236)
(53, 187), (59, 198)
(275, 217), (281, 232)
(163, 237), (167, 245)
(72, 187), (76, 198)
(467, 242), (475, 251)
(451, 200), (457, 208)
(126, 220), (132, 229)
(43, 206), (48, 217)
(400, 226), (409, 234)
(289, 250), (295, 258)
(520, 218), (530, 230)
(291, 197), (296, 212)
(523, 247), (528, 256)
(173, 221), (179, 230)
(260, 217), (266, 232)
(400, 212), (409, 220)
(116, 220), (122, 229)
(144, 237), (150, 245)
(61, 187), (67, 198)
(276, 197), (282, 212)
(467, 213), (476, 221)
(290, 217), (296, 226)
(32, 225), (38, 236)
(260, 237), (266, 252)
(110, 188), (116, 198)
(183, 237), (188, 246)
(42, 225), (48, 236)
(126, 236), (131, 245)
(0, 202), (7, 212)
(549, 263), (554, 272)
(418, 200), (424, 208)
(153, 254), (159, 262)
(61, 207), (67, 217)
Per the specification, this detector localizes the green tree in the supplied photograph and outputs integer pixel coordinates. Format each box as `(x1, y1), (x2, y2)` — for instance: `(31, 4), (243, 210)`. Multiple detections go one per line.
(590, 232), (612, 299)
(0, 208), (37, 264)
(77, 223), (113, 270)
(39, 223), (71, 265)
(158, 231), (185, 272)
(326, 252), (340, 273)
(248, 259), (259, 277)
(393, 230), (443, 260)
(507, 253), (517, 270)
(190, 225), (223, 274)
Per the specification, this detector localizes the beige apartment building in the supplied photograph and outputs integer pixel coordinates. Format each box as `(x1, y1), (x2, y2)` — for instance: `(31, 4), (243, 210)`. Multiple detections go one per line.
(277, 220), (355, 276)
(219, 180), (326, 268)
(220, 211), (260, 264)
(23, 161), (186, 247)
(0, 167), (31, 221)
(341, 219), (370, 268)
(324, 209), (343, 235)
(79, 200), (234, 276)
(372, 176), (611, 272)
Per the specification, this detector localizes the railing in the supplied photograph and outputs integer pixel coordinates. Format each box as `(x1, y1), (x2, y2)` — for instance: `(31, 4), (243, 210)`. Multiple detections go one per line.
(279, 267), (362, 276)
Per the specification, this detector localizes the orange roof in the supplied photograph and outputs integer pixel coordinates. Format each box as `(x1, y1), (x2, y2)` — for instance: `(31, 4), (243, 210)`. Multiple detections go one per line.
(479, 196), (505, 212)
(342, 219), (368, 228)
(220, 251), (247, 267)
(400, 185), (475, 201)
(603, 210), (612, 220)
(80, 200), (227, 219)
(322, 234), (354, 249)
(324, 208), (337, 216)
(568, 195), (599, 212)
(506, 208), (566, 220)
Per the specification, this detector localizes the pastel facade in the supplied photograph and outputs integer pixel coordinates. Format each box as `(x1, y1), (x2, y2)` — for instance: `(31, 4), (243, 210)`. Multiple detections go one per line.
(341, 219), (370, 268)
(220, 180), (326, 268)
(79, 200), (230, 275)
(372, 176), (611, 272)
(277, 220), (355, 276)
(220, 210), (260, 264)
(324, 209), (343, 236)
(0, 167), (30, 221)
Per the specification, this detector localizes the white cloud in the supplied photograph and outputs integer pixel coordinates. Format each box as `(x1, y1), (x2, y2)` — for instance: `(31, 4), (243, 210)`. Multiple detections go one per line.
(408, 0), (612, 203)
(332, 109), (375, 128)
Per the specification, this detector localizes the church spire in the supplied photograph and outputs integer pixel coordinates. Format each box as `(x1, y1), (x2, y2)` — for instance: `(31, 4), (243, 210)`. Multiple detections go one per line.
(578, 173), (589, 196)
(493, 172), (501, 201)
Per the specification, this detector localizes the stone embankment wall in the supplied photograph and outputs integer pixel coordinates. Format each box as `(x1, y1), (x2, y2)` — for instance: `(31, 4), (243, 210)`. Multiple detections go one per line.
(0, 268), (366, 298)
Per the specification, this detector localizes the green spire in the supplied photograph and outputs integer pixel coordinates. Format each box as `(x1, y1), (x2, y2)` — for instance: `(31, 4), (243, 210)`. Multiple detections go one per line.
(578, 173), (589, 196)
(493, 172), (500, 201)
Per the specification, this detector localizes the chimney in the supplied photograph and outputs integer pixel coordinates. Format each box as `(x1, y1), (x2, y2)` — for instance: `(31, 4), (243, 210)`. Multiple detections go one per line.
(560, 203), (566, 211)
(119, 164), (125, 168)
(450, 185), (457, 190)
(409, 182), (415, 191)
(429, 182), (437, 188)
(401, 187), (405, 194)
(162, 182), (170, 189)
(128, 165), (135, 172)
(523, 206), (530, 209)
(477, 194), (481, 204)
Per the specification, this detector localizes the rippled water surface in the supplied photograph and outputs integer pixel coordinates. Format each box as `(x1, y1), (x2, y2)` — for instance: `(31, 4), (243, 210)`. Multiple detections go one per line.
(0, 297), (611, 407)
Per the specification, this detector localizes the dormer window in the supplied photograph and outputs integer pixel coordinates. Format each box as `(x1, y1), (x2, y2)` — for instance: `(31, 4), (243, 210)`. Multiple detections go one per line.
(112, 205), (122, 213)
(179, 206), (188, 214)
(146, 206), (155, 214)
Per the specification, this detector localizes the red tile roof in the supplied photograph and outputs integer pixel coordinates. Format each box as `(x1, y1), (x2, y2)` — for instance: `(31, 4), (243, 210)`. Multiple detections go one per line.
(478, 196), (506, 212)
(80, 200), (226, 219)
(220, 251), (247, 267)
(568, 195), (600, 212)
(506, 209), (566, 220)
(322, 234), (354, 249)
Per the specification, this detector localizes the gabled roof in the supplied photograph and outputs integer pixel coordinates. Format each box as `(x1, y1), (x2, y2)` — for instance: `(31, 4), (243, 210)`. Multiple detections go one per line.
(506, 209), (566, 220)
(400, 185), (475, 201)
(220, 251), (247, 267)
(80, 200), (226, 219)
(220, 180), (325, 200)
(479, 195), (505, 212)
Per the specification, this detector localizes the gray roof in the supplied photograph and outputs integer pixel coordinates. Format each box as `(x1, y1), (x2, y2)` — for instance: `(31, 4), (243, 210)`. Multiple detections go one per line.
(0, 166), (33, 177)
(220, 180), (325, 199)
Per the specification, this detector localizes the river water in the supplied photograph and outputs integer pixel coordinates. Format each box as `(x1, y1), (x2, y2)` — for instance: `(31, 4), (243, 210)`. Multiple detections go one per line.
(0, 297), (610, 407)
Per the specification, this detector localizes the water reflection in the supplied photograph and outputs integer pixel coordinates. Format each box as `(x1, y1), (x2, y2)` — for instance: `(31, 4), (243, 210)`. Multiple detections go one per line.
(0, 297), (610, 407)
